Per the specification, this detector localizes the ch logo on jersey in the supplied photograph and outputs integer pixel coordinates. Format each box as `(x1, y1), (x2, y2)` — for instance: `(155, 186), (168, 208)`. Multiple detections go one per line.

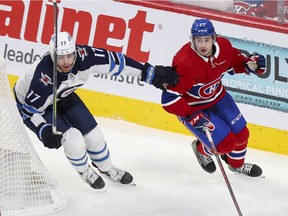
(77, 47), (87, 61)
(40, 73), (53, 86)
(196, 76), (221, 99)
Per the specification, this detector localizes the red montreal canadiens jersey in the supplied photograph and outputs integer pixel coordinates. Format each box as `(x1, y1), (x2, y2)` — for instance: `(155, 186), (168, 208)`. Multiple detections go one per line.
(161, 36), (248, 118)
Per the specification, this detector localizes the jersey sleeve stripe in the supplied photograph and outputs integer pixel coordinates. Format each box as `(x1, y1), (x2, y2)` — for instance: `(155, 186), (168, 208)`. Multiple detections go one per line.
(112, 52), (125, 76)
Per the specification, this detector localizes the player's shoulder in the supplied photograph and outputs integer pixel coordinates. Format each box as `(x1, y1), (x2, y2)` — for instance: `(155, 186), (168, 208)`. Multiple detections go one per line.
(76, 44), (91, 51)
(75, 44), (110, 69)
(74, 44), (102, 70)
(34, 52), (51, 64)
(177, 42), (192, 54)
(75, 44), (107, 59)
(173, 42), (199, 78)
(33, 53), (53, 74)
(75, 44), (92, 58)
(215, 36), (233, 47)
(76, 44), (105, 54)
(174, 42), (196, 63)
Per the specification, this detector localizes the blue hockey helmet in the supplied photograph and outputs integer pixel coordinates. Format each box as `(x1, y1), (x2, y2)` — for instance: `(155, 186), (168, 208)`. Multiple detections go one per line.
(191, 18), (215, 37)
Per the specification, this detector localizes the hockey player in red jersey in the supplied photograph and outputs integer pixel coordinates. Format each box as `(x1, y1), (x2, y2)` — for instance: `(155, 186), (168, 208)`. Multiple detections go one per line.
(161, 18), (266, 177)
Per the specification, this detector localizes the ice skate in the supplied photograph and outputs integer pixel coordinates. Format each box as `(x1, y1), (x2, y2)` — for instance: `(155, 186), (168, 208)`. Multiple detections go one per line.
(79, 166), (105, 189)
(220, 154), (228, 164)
(92, 162), (134, 185)
(228, 163), (263, 177)
(191, 140), (216, 174)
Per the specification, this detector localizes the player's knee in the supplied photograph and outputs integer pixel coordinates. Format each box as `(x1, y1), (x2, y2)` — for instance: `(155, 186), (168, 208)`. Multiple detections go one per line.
(84, 126), (111, 171)
(62, 127), (86, 156)
(217, 132), (236, 154)
(235, 126), (249, 146)
(84, 126), (105, 150)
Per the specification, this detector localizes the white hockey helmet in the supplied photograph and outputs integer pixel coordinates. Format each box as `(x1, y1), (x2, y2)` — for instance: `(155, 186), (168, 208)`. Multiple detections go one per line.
(49, 31), (76, 59)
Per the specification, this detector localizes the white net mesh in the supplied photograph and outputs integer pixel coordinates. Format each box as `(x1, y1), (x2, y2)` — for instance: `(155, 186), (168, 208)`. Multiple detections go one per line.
(0, 57), (69, 216)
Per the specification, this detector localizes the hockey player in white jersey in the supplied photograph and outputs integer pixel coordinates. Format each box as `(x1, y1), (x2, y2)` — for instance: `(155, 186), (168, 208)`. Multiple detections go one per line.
(14, 32), (179, 189)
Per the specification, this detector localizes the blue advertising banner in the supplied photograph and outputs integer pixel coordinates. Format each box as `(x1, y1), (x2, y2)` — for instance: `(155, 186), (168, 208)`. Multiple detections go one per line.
(223, 36), (288, 113)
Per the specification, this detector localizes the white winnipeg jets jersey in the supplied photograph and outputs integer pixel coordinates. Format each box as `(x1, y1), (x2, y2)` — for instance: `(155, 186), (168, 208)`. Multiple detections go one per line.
(14, 44), (144, 121)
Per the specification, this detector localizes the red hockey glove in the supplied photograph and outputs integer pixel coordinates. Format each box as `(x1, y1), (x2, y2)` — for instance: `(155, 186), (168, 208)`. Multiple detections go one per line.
(181, 112), (215, 133)
(244, 53), (266, 75)
(141, 63), (179, 91)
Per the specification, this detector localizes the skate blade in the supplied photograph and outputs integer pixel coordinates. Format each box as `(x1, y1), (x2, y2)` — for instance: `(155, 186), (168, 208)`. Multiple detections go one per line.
(118, 181), (136, 186)
(98, 188), (108, 192)
(128, 181), (136, 186)
(232, 172), (265, 178)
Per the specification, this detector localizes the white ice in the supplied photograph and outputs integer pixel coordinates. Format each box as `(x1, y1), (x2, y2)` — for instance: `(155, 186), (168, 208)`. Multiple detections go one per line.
(30, 117), (288, 216)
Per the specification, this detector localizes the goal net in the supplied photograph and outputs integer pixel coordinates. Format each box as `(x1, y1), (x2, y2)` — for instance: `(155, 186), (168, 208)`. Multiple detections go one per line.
(0, 57), (69, 216)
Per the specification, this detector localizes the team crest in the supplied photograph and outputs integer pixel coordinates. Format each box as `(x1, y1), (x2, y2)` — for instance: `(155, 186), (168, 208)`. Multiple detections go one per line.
(78, 47), (88, 61)
(233, 1), (256, 15)
(194, 76), (222, 99)
(40, 72), (53, 86)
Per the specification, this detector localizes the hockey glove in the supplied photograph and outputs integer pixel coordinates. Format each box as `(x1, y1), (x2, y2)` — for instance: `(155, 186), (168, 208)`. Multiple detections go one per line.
(39, 124), (63, 149)
(244, 53), (266, 75)
(181, 112), (215, 133)
(141, 63), (179, 91)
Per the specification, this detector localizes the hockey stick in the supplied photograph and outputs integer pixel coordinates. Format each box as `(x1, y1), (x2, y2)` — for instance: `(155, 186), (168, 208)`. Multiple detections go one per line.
(52, 0), (58, 135)
(203, 127), (243, 216)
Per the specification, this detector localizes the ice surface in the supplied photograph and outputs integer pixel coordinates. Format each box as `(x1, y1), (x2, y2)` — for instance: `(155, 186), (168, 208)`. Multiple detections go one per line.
(29, 117), (288, 216)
